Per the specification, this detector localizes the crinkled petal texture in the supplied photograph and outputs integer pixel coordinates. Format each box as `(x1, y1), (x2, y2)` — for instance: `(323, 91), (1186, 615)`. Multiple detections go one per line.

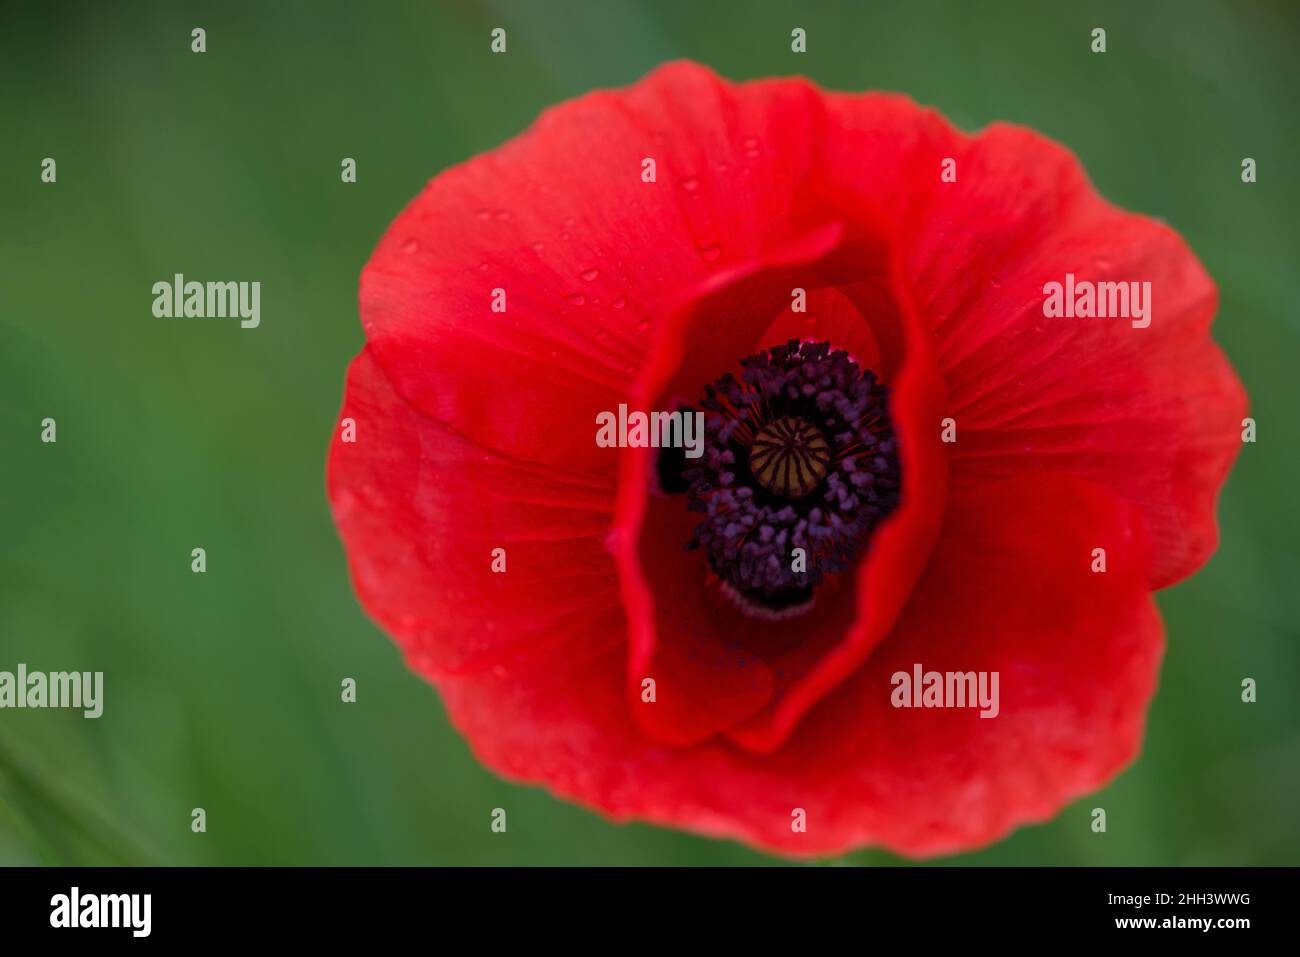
(328, 62), (1245, 857)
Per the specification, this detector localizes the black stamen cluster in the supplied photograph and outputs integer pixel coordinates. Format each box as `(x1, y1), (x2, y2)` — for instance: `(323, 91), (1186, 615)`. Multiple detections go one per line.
(673, 339), (900, 615)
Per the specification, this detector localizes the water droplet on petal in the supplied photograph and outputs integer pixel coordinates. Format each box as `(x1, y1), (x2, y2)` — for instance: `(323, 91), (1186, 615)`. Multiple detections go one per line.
(494, 209), (511, 221)
(681, 177), (699, 192)
(401, 238), (420, 253)
(636, 318), (650, 331)
(990, 277), (1003, 289)
(474, 209), (491, 221)
(611, 296), (627, 309)
(566, 293), (586, 306)
(581, 268), (600, 281)
(698, 243), (722, 262)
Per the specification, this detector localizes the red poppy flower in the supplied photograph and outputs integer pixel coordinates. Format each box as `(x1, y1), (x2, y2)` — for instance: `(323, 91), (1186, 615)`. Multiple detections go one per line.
(327, 62), (1246, 857)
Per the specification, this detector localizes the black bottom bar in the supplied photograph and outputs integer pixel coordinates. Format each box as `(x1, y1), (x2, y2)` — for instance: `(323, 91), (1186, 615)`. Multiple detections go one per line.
(0, 865), (1285, 943)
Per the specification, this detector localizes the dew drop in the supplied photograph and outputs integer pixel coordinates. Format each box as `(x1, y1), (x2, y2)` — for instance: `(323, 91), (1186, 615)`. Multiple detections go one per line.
(494, 209), (511, 221)
(581, 268), (600, 281)
(566, 293), (587, 306)
(681, 176), (700, 192)
(636, 318), (651, 331)
(698, 243), (722, 262)
(474, 209), (491, 221)
(990, 277), (1004, 289)
(611, 296), (627, 309)
(401, 238), (420, 253)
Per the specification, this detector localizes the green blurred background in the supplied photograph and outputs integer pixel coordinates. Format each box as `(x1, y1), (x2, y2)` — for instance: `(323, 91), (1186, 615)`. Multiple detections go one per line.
(1, 0), (1297, 865)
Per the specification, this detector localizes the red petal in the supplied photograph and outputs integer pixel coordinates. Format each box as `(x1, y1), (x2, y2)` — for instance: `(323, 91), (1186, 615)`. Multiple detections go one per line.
(612, 224), (949, 749)
(436, 474), (1162, 857)
(327, 348), (622, 675)
(819, 98), (1245, 588)
(357, 61), (828, 476)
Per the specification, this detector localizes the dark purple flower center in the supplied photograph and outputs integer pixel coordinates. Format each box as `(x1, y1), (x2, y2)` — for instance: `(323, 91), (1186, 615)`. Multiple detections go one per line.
(667, 339), (901, 618)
